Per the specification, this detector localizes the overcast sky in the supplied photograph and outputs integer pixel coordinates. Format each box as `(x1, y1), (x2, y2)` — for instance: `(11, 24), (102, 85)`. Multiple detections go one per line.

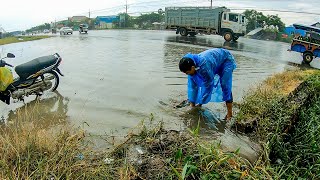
(1, 0), (319, 31)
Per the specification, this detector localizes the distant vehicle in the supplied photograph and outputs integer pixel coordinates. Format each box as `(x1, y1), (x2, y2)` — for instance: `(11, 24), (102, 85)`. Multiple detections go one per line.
(43, 29), (50, 33)
(52, 28), (57, 34)
(59, 27), (73, 35)
(165, 6), (246, 41)
(289, 24), (320, 64)
(79, 24), (88, 34)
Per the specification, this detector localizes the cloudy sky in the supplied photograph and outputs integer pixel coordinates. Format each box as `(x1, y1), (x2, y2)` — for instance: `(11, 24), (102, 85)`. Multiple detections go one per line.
(1, 0), (319, 31)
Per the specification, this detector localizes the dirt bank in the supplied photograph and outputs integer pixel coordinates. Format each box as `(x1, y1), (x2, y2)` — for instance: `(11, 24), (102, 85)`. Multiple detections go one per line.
(234, 69), (320, 178)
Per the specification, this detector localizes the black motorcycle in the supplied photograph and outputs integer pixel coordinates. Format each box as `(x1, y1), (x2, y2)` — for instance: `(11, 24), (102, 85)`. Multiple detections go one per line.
(0, 53), (63, 104)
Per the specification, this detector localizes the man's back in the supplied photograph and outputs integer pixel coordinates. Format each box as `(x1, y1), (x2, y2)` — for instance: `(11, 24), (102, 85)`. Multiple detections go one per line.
(198, 48), (231, 69)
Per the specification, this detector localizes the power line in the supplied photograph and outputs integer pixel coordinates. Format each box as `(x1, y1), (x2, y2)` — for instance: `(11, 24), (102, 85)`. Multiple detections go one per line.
(231, 8), (320, 16)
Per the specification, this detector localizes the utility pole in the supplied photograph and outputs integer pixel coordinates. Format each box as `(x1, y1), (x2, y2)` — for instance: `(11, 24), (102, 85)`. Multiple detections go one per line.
(125, 0), (128, 14)
(89, 9), (91, 18)
(124, 0), (128, 28)
(210, 0), (213, 8)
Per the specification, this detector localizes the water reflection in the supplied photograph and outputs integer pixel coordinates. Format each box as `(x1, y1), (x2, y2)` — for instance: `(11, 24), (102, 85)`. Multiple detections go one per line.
(0, 30), (303, 139)
(166, 35), (220, 48)
(223, 41), (245, 51)
(6, 91), (70, 128)
(180, 107), (226, 133)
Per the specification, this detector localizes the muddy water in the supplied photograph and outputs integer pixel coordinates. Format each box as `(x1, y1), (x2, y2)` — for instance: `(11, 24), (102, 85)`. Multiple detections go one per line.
(0, 30), (318, 146)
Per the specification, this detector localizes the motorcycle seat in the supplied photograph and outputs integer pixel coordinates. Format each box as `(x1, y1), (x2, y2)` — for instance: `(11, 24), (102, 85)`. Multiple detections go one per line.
(15, 55), (58, 79)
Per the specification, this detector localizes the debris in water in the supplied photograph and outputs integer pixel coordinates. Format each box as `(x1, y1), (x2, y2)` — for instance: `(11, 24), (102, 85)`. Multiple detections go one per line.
(158, 101), (168, 106)
(174, 99), (190, 108)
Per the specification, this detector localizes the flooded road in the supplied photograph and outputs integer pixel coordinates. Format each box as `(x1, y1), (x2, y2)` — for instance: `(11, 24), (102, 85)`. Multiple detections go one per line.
(1, 30), (318, 145)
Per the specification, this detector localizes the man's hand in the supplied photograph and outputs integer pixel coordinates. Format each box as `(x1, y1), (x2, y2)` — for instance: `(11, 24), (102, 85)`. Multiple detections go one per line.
(190, 103), (202, 107)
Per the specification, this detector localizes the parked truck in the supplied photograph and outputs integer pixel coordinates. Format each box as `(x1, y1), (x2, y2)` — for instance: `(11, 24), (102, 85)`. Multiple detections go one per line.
(165, 6), (246, 41)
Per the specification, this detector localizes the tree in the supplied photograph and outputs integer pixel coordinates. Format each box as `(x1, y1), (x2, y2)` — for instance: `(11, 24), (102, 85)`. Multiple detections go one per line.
(265, 15), (285, 32)
(87, 18), (96, 30)
(118, 13), (134, 28)
(133, 12), (164, 29)
(244, 10), (267, 32)
(244, 10), (286, 33)
(26, 23), (51, 33)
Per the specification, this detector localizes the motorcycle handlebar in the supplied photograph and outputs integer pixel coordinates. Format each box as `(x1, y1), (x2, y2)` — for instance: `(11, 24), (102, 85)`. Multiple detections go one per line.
(5, 63), (13, 67)
(0, 60), (13, 67)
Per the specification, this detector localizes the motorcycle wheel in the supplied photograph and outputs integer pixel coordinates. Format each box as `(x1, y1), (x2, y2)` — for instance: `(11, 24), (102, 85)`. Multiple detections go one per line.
(39, 71), (60, 93)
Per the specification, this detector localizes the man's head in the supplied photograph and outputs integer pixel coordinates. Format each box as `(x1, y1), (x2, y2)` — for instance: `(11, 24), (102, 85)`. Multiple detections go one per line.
(179, 57), (196, 75)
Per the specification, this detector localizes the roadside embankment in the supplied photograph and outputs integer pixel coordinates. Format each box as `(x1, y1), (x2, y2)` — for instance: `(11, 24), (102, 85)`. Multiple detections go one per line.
(235, 68), (320, 178)
(0, 68), (319, 179)
(0, 36), (50, 45)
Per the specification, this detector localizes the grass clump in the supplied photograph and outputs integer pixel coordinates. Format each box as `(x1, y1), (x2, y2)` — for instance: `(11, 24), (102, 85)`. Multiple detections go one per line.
(270, 72), (320, 178)
(234, 68), (320, 178)
(105, 120), (272, 179)
(0, 96), (116, 179)
(235, 69), (317, 137)
(0, 36), (50, 45)
(236, 69), (316, 123)
(0, 122), (115, 179)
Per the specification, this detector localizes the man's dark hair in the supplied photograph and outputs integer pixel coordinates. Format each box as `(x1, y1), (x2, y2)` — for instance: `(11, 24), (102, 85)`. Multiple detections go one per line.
(179, 57), (195, 73)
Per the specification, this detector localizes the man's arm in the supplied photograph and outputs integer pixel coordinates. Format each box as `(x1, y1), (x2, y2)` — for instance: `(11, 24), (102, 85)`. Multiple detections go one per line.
(188, 75), (198, 106)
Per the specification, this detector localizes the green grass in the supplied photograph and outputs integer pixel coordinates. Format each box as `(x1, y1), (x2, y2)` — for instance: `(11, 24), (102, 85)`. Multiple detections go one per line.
(270, 73), (320, 179)
(235, 69), (316, 124)
(0, 100), (115, 179)
(0, 36), (50, 45)
(235, 69), (320, 179)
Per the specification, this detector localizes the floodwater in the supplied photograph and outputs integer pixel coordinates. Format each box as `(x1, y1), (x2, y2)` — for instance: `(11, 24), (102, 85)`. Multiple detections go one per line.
(1, 30), (318, 147)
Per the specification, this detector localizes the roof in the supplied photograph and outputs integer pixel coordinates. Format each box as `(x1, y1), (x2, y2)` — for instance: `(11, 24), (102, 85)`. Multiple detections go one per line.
(293, 24), (320, 34)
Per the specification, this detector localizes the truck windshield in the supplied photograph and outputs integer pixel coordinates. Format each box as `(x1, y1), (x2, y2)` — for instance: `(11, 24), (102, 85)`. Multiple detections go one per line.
(229, 14), (239, 22)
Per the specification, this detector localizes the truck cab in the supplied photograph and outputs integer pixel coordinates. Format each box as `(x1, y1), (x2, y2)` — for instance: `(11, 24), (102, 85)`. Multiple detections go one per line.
(221, 12), (246, 41)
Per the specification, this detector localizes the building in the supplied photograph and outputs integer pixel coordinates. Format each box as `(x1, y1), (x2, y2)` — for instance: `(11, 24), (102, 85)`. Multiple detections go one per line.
(311, 22), (320, 28)
(284, 26), (306, 36)
(95, 16), (119, 29)
(285, 22), (320, 37)
(68, 16), (88, 23)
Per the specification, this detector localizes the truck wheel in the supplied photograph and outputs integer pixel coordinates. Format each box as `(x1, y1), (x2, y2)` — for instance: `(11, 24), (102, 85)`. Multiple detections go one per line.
(180, 28), (188, 36)
(223, 32), (233, 42)
(303, 52), (314, 64)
